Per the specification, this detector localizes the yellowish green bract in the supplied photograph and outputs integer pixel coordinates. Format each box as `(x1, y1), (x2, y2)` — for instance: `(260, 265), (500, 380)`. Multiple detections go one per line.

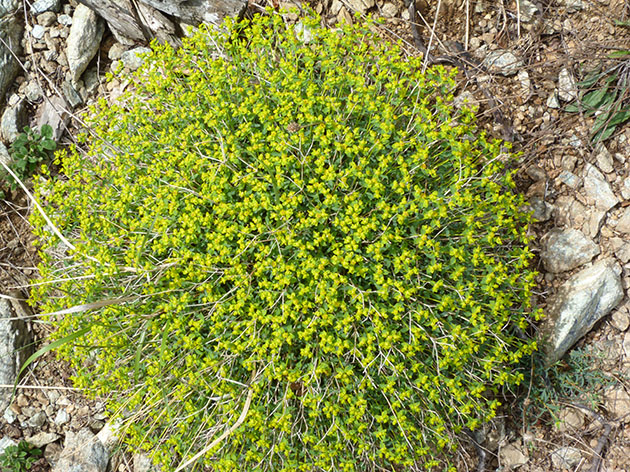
(30, 11), (540, 472)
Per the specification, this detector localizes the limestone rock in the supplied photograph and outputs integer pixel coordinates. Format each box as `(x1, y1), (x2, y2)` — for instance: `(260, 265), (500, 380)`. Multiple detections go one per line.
(0, 436), (16, 455)
(482, 50), (523, 76)
(517, 0), (538, 22)
(540, 228), (599, 273)
(31, 0), (60, 14)
(36, 95), (69, 141)
(0, 13), (23, 101)
(558, 68), (577, 102)
(346, 0), (375, 13)
(551, 447), (582, 469)
(582, 163), (619, 211)
(554, 407), (585, 433)
(610, 237), (630, 264)
(604, 386), (630, 422)
(615, 207), (630, 234)
(66, 4), (104, 82)
(53, 428), (109, 472)
(542, 259), (624, 365)
(499, 441), (528, 469)
(120, 46), (152, 71)
(0, 98), (27, 143)
(595, 143), (614, 173)
(0, 299), (32, 414)
(25, 431), (61, 448)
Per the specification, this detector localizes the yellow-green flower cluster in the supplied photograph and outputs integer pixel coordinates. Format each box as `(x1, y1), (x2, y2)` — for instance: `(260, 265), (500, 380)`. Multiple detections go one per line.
(30, 11), (540, 472)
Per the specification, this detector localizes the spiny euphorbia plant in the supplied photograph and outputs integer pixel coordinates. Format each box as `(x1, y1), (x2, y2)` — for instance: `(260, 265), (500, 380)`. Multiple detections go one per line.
(31, 11), (540, 472)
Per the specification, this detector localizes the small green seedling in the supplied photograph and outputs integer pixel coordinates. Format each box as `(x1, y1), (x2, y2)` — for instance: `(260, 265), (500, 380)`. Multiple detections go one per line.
(3, 124), (56, 190)
(0, 441), (42, 472)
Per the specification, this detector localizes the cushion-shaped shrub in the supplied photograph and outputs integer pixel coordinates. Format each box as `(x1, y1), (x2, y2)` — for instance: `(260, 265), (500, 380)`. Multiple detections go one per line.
(30, 12), (540, 472)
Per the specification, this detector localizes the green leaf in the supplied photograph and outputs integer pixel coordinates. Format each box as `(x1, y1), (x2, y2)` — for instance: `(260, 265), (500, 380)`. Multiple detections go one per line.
(606, 108), (630, 127)
(614, 19), (630, 27)
(578, 68), (605, 88)
(608, 49), (630, 58)
(564, 103), (582, 113)
(581, 86), (611, 109)
(593, 124), (618, 143)
(41, 139), (56, 151)
(40, 124), (53, 139)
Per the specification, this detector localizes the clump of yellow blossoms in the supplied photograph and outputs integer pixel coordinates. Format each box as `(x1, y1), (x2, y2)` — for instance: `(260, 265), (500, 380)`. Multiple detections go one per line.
(30, 11), (540, 472)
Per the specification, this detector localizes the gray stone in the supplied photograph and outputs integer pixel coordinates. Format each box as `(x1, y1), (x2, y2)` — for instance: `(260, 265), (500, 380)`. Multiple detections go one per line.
(582, 163), (619, 211)
(0, 141), (12, 167)
(482, 49), (523, 76)
(558, 68), (578, 102)
(556, 170), (579, 188)
(546, 90), (560, 109)
(616, 207), (630, 234)
(133, 453), (158, 472)
(0, 98), (26, 143)
(611, 237), (630, 263)
(53, 428), (109, 472)
(107, 42), (125, 61)
(611, 306), (630, 331)
(562, 0), (584, 12)
(543, 259), (624, 365)
(346, 0), (374, 13)
(37, 11), (57, 26)
(25, 431), (60, 448)
(28, 410), (47, 428)
(540, 228), (599, 273)
(517, 0), (538, 22)
(381, 2), (398, 17)
(453, 90), (477, 109)
(621, 176), (630, 200)
(583, 208), (607, 239)
(36, 95), (69, 141)
(57, 14), (72, 26)
(45, 442), (63, 468)
(120, 46), (151, 71)
(554, 407), (585, 433)
(0, 13), (23, 101)
(604, 386), (630, 421)
(0, 437), (16, 455)
(32, 24), (46, 39)
(499, 441), (528, 469)
(527, 196), (553, 222)
(0, 0), (18, 16)
(61, 80), (83, 108)
(551, 447), (582, 469)
(517, 69), (532, 100)
(54, 408), (69, 425)
(66, 4), (104, 82)
(595, 143), (614, 173)
(31, 0), (60, 14)
(24, 81), (43, 102)
(0, 299), (32, 414)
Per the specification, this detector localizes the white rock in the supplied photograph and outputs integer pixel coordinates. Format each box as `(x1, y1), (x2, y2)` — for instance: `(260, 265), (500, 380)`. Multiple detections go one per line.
(595, 143), (614, 173)
(66, 4), (104, 82)
(547, 90), (560, 108)
(120, 46), (152, 71)
(540, 228), (599, 273)
(3, 406), (16, 424)
(615, 207), (630, 234)
(621, 176), (630, 200)
(27, 410), (47, 428)
(0, 99), (27, 143)
(381, 2), (398, 17)
(556, 170), (579, 188)
(605, 386), (630, 421)
(582, 163), (619, 211)
(57, 14), (72, 26)
(554, 407), (585, 432)
(610, 237), (630, 264)
(54, 408), (69, 426)
(558, 68), (578, 102)
(54, 428), (109, 472)
(25, 431), (61, 448)
(96, 420), (122, 451)
(31, 0), (60, 14)
(482, 49), (523, 76)
(499, 441), (528, 469)
(134, 453), (159, 472)
(108, 43), (126, 61)
(562, 0), (584, 12)
(543, 259), (624, 365)
(517, 69), (532, 100)
(0, 0), (19, 16)
(611, 306), (630, 331)
(453, 90), (477, 109)
(583, 208), (607, 239)
(551, 447), (582, 469)
(346, 0), (375, 14)
(36, 95), (69, 141)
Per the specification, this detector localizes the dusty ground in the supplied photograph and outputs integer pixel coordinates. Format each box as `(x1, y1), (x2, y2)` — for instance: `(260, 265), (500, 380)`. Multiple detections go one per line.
(3, 0), (630, 471)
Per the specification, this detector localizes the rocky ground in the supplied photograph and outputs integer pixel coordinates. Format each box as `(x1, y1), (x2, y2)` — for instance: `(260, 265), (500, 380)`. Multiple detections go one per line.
(2, 0), (630, 471)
